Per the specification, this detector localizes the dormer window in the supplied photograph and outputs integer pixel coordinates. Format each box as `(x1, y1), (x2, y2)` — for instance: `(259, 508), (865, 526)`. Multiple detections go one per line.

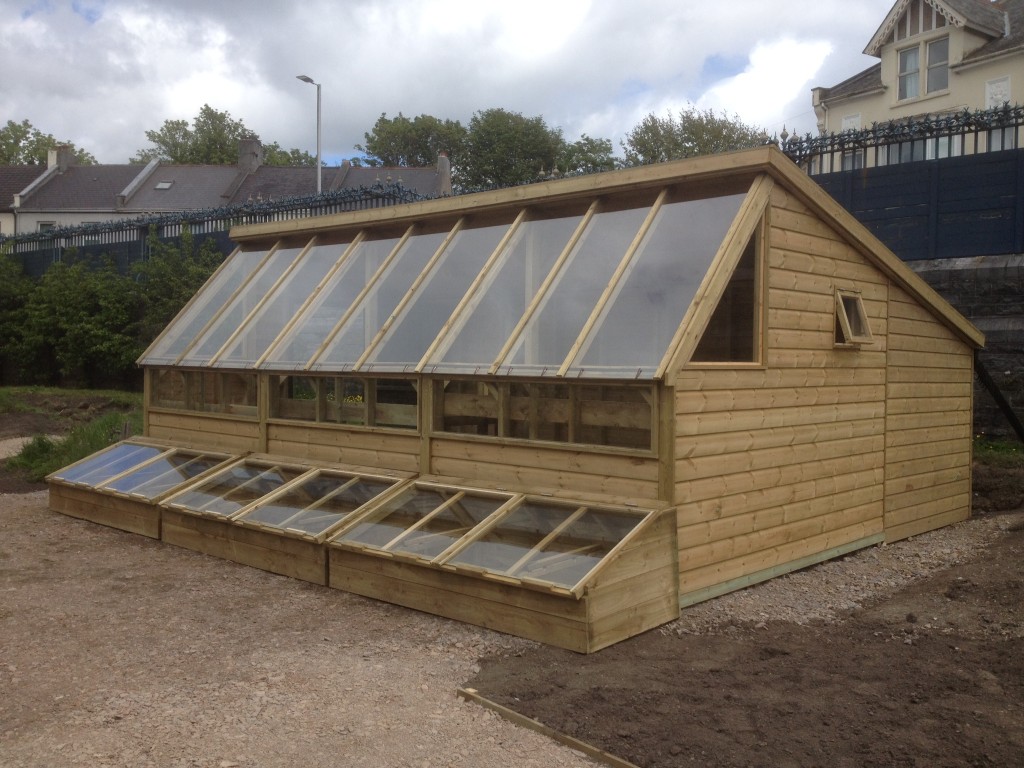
(898, 35), (948, 101)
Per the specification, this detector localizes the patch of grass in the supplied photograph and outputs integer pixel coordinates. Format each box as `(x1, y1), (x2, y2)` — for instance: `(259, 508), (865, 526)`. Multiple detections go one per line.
(974, 436), (1024, 469)
(0, 386), (141, 413)
(7, 409), (143, 482)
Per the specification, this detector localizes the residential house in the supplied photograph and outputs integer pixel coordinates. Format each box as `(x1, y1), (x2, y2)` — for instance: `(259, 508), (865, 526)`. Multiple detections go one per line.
(0, 165), (47, 235)
(8, 140), (452, 235)
(812, 0), (1023, 142)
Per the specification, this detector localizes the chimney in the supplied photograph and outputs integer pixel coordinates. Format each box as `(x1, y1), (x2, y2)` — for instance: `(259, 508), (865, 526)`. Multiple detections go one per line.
(47, 144), (75, 173)
(237, 138), (263, 173)
(437, 151), (452, 196)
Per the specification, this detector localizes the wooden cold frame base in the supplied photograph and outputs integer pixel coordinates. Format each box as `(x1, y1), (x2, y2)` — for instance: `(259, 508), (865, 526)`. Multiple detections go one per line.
(161, 508), (329, 586)
(328, 510), (679, 654)
(49, 482), (162, 539)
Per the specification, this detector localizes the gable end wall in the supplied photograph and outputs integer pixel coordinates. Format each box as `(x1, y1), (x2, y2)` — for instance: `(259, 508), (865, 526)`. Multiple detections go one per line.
(673, 185), (898, 602)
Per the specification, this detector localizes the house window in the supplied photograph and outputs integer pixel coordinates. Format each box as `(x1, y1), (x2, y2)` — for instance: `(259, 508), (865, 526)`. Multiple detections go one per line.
(926, 37), (949, 93)
(898, 47), (920, 100)
(38, 222), (57, 233)
(835, 290), (873, 346)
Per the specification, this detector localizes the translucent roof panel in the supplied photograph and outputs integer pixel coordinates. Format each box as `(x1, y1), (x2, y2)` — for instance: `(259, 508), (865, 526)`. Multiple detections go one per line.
(312, 229), (448, 370)
(177, 245), (305, 366)
(140, 249), (268, 365)
(570, 192), (747, 377)
(237, 471), (400, 537)
(497, 205), (652, 375)
(263, 233), (406, 369)
(101, 449), (230, 500)
(337, 485), (511, 558)
(446, 501), (648, 591)
(50, 442), (166, 486)
(165, 460), (309, 518)
(427, 212), (586, 373)
(361, 221), (509, 372)
(213, 240), (348, 367)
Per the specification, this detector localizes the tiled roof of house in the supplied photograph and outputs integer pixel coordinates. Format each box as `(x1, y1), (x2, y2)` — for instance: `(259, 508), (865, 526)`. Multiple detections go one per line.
(0, 165), (48, 211)
(815, 63), (884, 104)
(124, 165), (241, 211)
(961, 0), (1024, 63)
(17, 165), (141, 211)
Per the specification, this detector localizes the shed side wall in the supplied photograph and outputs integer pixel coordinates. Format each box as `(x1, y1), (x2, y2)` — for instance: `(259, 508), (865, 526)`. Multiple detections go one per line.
(673, 185), (888, 600)
(884, 283), (974, 541)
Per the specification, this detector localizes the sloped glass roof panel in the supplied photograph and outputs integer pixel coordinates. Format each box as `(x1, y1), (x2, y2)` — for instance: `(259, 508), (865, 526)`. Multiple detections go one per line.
(510, 507), (643, 589)
(213, 241), (348, 367)
(361, 221), (509, 372)
(165, 461), (308, 518)
(428, 212), (585, 373)
(262, 234), (403, 369)
(238, 472), (399, 536)
(50, 442), (165, 486)
(140, 249), (267, 365)
(177, 246), (305, 366)
(312, 229), (448, 370)
(570, 192), (747, 377)
(101, 450), (230, 499)
(337, 485), (509, 558)
(498, 206), (651, 375)
(445, 500), (648, 590)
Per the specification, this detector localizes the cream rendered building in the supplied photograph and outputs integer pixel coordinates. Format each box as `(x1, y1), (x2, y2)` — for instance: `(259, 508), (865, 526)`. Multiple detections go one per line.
(813, 0), (1023, 135)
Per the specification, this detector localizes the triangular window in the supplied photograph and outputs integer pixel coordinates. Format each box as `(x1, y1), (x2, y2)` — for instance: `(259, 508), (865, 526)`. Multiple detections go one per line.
(691, 235), (759, 363)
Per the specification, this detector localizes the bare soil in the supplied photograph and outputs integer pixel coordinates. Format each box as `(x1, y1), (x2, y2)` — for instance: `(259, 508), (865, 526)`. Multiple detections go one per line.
(2, 392), (1023, 768)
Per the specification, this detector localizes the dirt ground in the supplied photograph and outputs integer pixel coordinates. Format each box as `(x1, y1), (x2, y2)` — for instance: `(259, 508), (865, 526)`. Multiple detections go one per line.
(2, 392), (1023, 768)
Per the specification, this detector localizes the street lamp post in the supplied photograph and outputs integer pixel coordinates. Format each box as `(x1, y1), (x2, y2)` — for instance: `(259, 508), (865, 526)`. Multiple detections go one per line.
(296, 74), (321, 195)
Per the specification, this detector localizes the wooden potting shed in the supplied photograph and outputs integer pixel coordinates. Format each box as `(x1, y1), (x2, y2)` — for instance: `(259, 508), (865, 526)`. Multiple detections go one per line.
(48, 146), (984, 652)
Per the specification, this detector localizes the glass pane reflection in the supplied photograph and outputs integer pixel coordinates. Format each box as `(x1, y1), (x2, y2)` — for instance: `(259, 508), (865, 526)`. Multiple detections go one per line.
(54, 443), (164, 486)
(168, 463), (307, 517)
(103, 452), (227, 499)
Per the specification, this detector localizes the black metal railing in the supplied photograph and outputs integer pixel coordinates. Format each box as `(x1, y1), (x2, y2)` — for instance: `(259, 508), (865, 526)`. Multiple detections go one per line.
(780, 103), (1024, 175)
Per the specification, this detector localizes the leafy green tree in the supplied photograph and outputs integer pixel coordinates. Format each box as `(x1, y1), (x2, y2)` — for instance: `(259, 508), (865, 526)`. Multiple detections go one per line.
(461, 108), (565, 189)
(18, 254), (142, 388)
(357, 112), (468, 170)
(132, 104), (259, 164)
(621, 106), (769, 166)
(0, 119), (96, 165)
(0, 249), (35, 383)
(262, 143), (318, 167)
(557, 134), (618, 176)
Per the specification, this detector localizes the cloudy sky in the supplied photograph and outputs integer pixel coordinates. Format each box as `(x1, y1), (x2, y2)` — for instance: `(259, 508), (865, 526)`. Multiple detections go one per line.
(2, 0), (894, 165)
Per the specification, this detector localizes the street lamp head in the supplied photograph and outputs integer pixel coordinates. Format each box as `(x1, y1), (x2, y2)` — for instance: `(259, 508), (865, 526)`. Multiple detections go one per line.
(296, 74), (316, 85)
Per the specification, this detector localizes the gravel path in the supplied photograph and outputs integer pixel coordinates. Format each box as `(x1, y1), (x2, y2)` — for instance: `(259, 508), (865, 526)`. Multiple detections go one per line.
(0, 491), (597, 768)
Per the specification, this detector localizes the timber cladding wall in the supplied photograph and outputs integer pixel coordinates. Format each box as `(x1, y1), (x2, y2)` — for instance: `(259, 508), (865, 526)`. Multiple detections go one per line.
(884, 283), (973, 542)
(673, 185), (890, 602)
(148, 410), (261, 454)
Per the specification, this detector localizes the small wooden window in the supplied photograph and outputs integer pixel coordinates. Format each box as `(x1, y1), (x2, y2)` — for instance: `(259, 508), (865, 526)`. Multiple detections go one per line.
(269, 375), (417, 430)
(835, 290), (873, 346)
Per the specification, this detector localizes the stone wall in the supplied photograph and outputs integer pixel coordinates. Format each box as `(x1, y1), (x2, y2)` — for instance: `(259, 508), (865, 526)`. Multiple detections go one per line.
(910, 254), (1024, 441)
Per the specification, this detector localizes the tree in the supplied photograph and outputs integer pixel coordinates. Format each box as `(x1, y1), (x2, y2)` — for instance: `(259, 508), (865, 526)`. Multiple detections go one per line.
(621, 106), (769, 166)
(557, 134), (618, 176)
(357, 112), (468, 170)
(262, 143), (318, 167)
(461, 108), (564, 190)
(132, 104), (259, 164)
(0, 119), (96, 165)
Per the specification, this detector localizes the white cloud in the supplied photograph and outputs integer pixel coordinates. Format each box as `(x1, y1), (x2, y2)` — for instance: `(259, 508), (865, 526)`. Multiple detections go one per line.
(0, 0), (895, 163)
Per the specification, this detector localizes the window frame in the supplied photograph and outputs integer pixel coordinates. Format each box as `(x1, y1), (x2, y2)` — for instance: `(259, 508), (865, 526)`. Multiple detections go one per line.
(834, 289), (873, 347)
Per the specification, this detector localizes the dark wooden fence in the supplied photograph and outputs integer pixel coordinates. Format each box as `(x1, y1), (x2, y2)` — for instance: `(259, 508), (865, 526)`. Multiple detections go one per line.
(810, 147), (1024, 261)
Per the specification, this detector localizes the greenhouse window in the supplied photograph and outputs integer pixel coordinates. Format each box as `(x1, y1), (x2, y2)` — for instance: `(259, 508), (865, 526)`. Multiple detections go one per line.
(691, 234), (760, 363)
(150, 370), (257, 416)
(436, 379), (654, 451)
(269, 375), (418, 429)
(835, 289), (873, 346)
